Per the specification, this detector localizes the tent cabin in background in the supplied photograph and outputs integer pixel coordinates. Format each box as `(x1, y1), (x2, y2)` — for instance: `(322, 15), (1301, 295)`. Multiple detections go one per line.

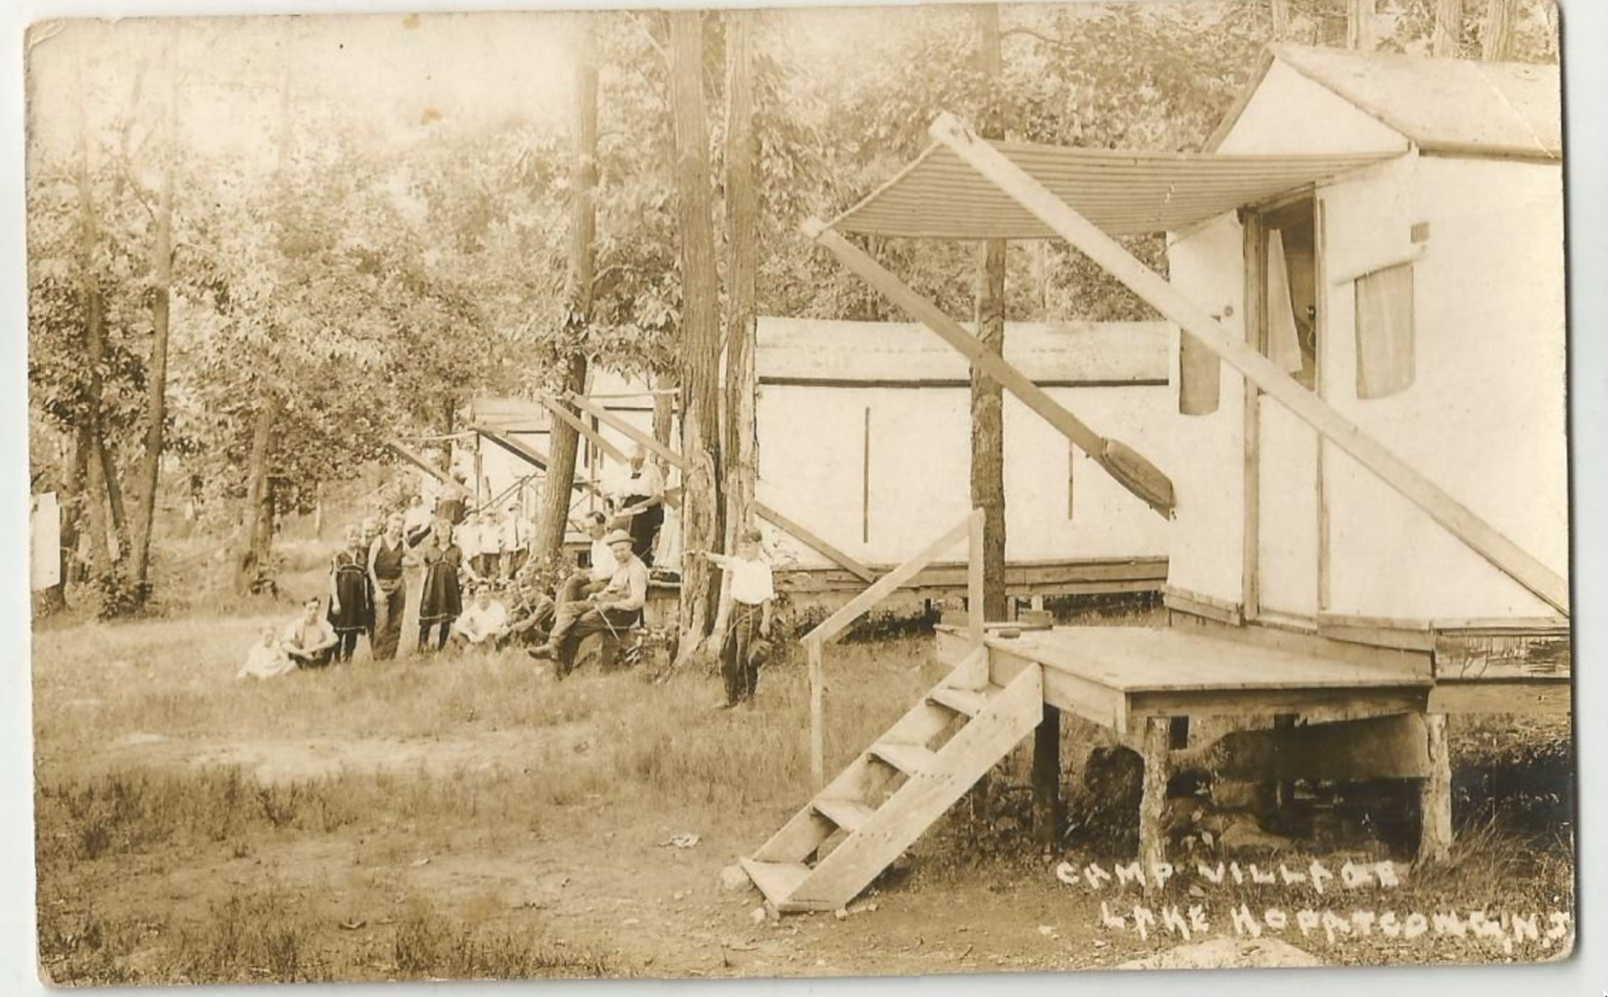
(754, 316), (1172, 599)
(738, 45), (1569, 915)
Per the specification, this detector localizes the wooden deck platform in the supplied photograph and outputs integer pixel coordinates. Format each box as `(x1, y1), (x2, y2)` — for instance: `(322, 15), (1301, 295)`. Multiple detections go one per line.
(973, 625), (1436, 734)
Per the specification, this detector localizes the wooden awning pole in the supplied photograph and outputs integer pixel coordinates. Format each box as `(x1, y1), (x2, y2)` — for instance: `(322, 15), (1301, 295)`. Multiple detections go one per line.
(926, 110), (1567, 615)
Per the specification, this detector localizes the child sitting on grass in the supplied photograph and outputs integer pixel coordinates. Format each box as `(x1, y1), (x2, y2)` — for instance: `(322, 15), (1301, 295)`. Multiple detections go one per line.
(236, 627), (296, 681)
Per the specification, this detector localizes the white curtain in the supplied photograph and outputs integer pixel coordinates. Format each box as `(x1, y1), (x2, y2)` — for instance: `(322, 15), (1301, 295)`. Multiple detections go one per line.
(1266, 230), (1305, 374)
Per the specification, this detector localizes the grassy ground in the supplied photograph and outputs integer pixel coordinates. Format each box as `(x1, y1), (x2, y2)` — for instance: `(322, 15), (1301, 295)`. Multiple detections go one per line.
(31, 601), (1576, 984)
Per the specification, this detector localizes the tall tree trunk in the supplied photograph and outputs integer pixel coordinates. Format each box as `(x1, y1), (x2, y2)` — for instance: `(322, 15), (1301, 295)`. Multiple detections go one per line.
(74, 67), (113, 589)
(652, 372), (676, 448)
(80, 425), (111, 584)
(668, 9), (725, 664)
(236, 398), (278, 594)
(131, 77), (176, 605)
(973, 5), (1009, 624)
(1481, 0), (1515, 60)
(1347, 0), (1376, 51)
(99, 435), (128, 558)
(1270, 0), (1290, 40)
(712, 7), (760, 646)
(1432, 0), (1465, 56)
(534, 17), (599, 565)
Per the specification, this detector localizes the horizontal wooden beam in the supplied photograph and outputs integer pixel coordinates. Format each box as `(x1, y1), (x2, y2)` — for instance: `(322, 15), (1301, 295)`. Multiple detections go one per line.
(1162, 585), (1243, 627)
(759, 376), (1169, 391)
(570, 392), (877, 583)
(804, 222), (1174, 518)
(927, 111), (1568, 616)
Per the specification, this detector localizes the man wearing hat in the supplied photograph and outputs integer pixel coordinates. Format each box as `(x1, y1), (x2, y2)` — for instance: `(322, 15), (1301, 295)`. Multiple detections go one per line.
(697, 528), (775, 708)
(532, 529), (648, 677)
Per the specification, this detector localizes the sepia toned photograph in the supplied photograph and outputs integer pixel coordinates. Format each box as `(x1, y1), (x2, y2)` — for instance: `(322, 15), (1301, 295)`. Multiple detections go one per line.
(21, 0), (1575, 986)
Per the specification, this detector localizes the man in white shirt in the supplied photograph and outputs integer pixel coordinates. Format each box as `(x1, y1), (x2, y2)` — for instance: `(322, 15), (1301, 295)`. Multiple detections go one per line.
(458, 510), (483, 572)
(281, 597), (339, 669)
(530, 512), (614, 662)
(500, 503), (527, 578)
(451, 584), (511, 651)
(611, 446), (666, 566)
(403, 493), (434, 547)
(698, 528), (776, 708)
(537, 530), (648, 678)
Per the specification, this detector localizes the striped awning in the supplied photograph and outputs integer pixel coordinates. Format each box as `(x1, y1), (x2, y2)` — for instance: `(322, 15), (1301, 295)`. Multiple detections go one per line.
(827, 140), (1401, 240)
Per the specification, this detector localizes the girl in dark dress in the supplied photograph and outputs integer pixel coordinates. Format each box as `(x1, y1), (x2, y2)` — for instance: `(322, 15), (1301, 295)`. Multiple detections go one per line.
(327, 525), (374, 662)
(417, 519), (473, 654)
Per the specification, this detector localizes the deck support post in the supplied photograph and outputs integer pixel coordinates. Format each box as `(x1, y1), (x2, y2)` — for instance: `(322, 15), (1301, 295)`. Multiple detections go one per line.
(1032, 703), (1063, 848)
(1273, 713), (1297, 809)
(1138, 717), (1171, 893)
(808, 638), (825, 790)
(1417, 713), (1453, 864)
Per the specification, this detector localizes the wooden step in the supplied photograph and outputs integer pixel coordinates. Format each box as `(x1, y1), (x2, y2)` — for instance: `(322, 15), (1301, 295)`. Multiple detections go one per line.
(738, 858), (812, 909)
(927, 683), (1002, 717)
(811, 797), (877, 833)
(868, 741), (937, 776)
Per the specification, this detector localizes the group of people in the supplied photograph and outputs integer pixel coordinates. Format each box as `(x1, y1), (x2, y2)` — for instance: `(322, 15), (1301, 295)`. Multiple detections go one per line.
(236, 456), (774, 709)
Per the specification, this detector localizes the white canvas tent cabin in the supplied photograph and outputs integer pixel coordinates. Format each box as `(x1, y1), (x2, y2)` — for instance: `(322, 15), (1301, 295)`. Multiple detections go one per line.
(1164, 44), (1566, 664)
(739, 45), (1569, 914)
(754, 316), (1171, 598)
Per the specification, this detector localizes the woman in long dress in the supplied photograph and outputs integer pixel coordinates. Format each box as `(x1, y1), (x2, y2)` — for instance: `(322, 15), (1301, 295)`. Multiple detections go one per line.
(327, 525), (374, 663)
(417, 518), (474, 654)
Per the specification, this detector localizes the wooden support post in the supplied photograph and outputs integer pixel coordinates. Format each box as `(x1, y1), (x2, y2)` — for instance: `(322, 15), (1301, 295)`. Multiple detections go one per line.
(1241, 210), (1264, 620)
(967, 505), (989, 822)
(1417, 713), (1453, 865)
(1138, 717), (1171, 893)
(926, 112), (1568, 615)
(808, 638), (825, 790)
(1032, 703), (1062, 848)
(967, 507), (985, 644)
(803, 221), (1174, 517)
(1273, 713), (1297, 810)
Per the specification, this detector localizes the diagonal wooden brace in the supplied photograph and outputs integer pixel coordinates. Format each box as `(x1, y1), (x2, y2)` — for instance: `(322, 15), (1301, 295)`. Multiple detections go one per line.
(539, 394), (630, 464)
(386, 441), (455, 487)
(926, 111), (1567, 615)
(803, 222), (1175, 518)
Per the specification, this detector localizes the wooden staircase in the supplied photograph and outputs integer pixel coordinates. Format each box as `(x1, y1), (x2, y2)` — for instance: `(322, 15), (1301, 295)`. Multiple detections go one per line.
(741, 649), (1043, 912)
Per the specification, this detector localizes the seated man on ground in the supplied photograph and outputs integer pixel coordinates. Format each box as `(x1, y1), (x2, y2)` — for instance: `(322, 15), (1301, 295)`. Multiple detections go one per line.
(281, 597), (339, 669)
(532, 530), (648, 678)
(529, 511), (614, 660)
(451, 583), (512, 651)
(504, 572), (556, 648)
(236, 626), (296, 681)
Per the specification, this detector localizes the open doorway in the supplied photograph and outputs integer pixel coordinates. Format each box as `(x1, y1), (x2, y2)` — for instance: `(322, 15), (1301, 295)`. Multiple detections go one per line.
(1250, 195), (1322, 623)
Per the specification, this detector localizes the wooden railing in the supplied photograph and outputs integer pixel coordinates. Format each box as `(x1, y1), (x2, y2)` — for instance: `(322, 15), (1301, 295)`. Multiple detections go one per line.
(802, 507), (985, 787)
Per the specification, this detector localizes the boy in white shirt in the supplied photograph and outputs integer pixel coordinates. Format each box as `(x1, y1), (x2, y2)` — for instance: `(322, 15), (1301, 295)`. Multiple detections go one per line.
(452, 584), (512, 651)
(697, 528), (775, 708)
